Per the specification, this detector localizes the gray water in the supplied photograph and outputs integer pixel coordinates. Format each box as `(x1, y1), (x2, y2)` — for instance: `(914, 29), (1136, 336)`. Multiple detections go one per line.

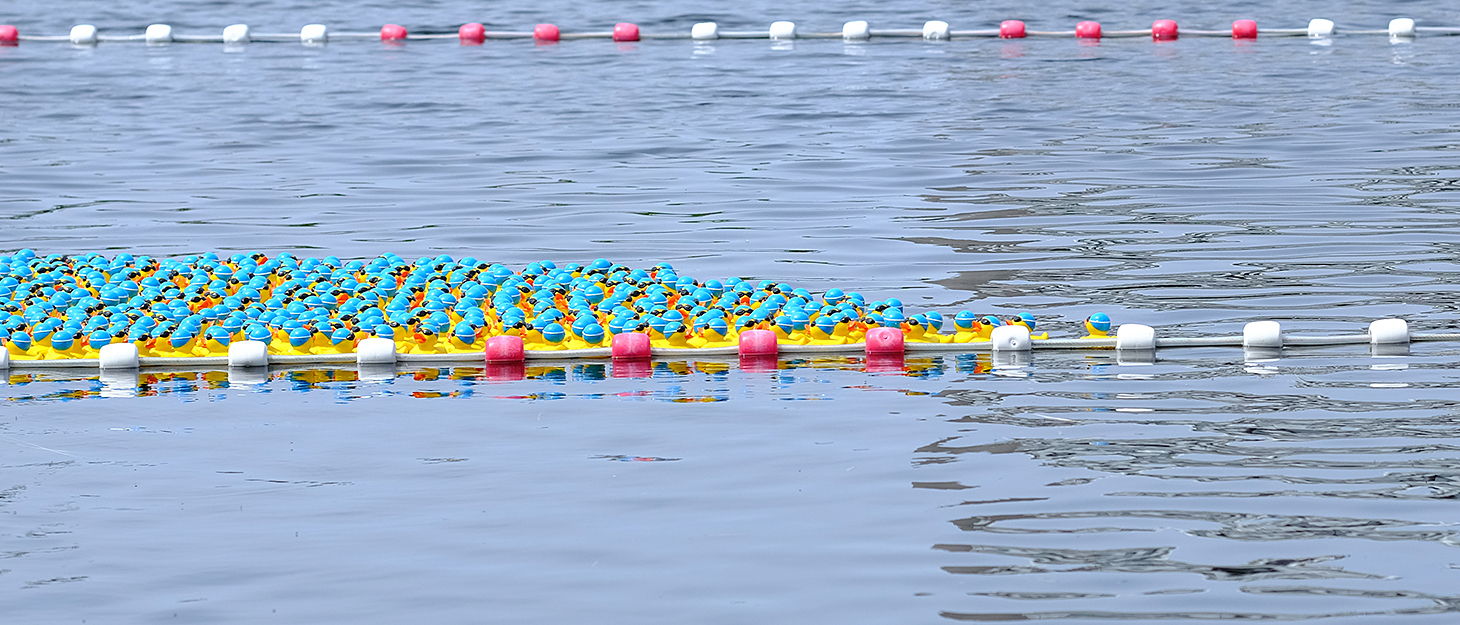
(4, 0), (1460, 622)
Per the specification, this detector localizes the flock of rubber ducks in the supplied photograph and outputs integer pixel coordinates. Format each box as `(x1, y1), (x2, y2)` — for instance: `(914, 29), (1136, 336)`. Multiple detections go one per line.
(0, 250), (1115, 360)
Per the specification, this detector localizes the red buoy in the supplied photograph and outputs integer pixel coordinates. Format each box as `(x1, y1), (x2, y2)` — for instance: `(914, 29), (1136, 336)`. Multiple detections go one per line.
(534, 23), (560, 41)
(612, 22), (639, 42)
(0, 25), (17, 45)
(380, 24), (408, 41)
(611, 332), (651, 359)
(485, 335), (525, 363)
(458, 22), (486, 44)
(737, 329), (778, 357)
(999, 20), (1026, 39)
(1152, 19), (1178, 40)
(1232, 19), (1257, 39)
(1075, 21), (1102, 39)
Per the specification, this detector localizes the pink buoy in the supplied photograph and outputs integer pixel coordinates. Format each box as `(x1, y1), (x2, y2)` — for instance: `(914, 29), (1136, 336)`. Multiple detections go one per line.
(380, 24), (408, 41)
(865, 327), (905, 355)
(611, 332), (651, 359)
(1232, 19), (1257, 39)
(534, 23), (560, 41)
(999, 20), (1026, 39)
(485, 335), (525, 363)
(1152, 19), (1178, 40)
(0, 25), (17, 45)
(738, 329), (778, 358)
(1076, 21), (1101, 39)
(459, 23), (486, 44)
(613, 22), (640, 42)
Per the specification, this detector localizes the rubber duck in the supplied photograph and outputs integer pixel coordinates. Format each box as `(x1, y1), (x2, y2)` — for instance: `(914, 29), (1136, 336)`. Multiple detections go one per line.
(952, 311), (985, 343)
(1083, 313), (1112, 339)
(1006, 312), (1049, 340)
(202, 326), (231, 356)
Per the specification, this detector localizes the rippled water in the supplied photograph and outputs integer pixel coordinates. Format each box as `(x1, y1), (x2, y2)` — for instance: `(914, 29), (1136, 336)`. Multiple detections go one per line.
(4, 0), (1460, 622)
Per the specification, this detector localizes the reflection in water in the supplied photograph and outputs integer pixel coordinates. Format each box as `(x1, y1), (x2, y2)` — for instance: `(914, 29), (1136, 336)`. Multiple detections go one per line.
(919, 350), (1460, 621)
(0, 355), (958, 404)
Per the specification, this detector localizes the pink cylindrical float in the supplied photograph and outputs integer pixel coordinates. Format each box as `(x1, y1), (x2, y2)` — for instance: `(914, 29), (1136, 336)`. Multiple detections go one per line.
(613, 22), (640, 42)
(1075, 21), (1101, 39)
(381, 24), (408, 41)
(1152, 19), (1178, 40)
(999, 20), (1026, 39)
(865, 327), (905, 355)
(534, 23), (560, 41)
(485, 335), (525, 363)
(1232, 19), (1257, 39)
(611, 332), (651, 359)
(0, 25), (17, 45)
(459, 23), (486, 44)
(737, 329), (778, 358)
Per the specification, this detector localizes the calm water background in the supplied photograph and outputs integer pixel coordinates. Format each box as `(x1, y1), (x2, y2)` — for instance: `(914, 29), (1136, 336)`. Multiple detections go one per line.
(4, 0), (1460, 622)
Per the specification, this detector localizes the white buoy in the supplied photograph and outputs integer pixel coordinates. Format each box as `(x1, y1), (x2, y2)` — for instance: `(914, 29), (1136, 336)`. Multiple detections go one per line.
(1307, 18), (1335, 38)
(356, 337), (397, 365)
(227, 340), (269, 368)
(0, 349), (8, 371)
(691, 22), (718, 40)
(769, 21), (797, 40)
(990, 325), (1032, 351)
(923, 20), (950, 40)
(300, 23), (328, 44)
(1115, 324), (1156, 351)
(145, 23), (173, 44)
(70, 24), (98, 45)
(1369, 318), (1409, 344)
(1389, 18), (1416, 38)
(1243, 321), (1283, 348)
(223, 24), (251, 44)
(842, 20), (870, 40)
(98, 343), (140, 370)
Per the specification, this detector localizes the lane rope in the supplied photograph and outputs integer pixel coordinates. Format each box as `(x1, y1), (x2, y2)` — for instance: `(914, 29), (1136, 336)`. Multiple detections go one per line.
(0, 18), (1454, 47)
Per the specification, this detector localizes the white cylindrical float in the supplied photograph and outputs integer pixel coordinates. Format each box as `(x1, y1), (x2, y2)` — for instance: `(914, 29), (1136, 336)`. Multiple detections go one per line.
(356, 337), (397, 365)
(842, 20), (870, 40)
(145, 24), (173, 44)
(1243, 321), (1283, 348)
(70, 24), (98, 44)
(1115, 324), (1156, 351)
(1389, 18), (1416, 38)
(301, 23), (328, 44)
(1308, 18), (1336, 37)
(1369, 318), (1409, 344)
(98, 343), (140, 370)
(691, 22), (719, 40)
(769, 21), (797, 40)
(228, 340), (269, 368)
(922, 20), (950, 40)
(0, 349), (8, 371)
(223, 24), (251, 44)
(990, 324), (1032, 351)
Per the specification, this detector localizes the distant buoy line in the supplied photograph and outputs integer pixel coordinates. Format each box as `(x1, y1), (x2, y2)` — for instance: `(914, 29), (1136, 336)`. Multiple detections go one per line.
(1, 18), (1456, 47)
(0, 250), (1451, 373)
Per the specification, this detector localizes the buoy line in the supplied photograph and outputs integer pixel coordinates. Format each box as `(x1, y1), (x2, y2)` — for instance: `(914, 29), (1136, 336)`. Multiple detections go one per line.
(1, 18), (1455, 47)
(0, 250), (1445, 372)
